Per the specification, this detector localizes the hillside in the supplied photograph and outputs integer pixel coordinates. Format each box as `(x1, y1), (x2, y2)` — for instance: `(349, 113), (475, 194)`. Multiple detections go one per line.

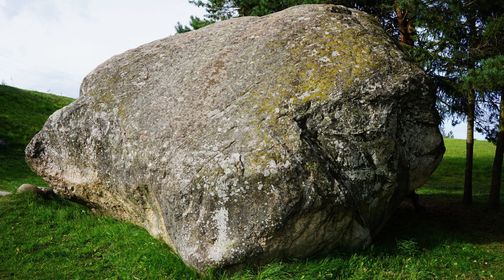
(0, 85), (503, 279)
(0, 85), (74, 148)
(0, 85), (74, 191)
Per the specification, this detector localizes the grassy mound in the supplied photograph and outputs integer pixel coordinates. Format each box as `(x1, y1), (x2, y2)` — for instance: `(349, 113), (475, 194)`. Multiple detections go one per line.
(0, 85), (73, 148)
(0, 85), (503, 279)
(0, 85), (74, 192)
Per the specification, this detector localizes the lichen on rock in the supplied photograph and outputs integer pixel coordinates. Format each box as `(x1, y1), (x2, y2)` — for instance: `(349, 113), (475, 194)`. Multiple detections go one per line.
(26, 4), (444, 272)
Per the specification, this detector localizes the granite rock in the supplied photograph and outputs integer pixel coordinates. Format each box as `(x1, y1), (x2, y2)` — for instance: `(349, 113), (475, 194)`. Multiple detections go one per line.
(26, 4), (444, 271)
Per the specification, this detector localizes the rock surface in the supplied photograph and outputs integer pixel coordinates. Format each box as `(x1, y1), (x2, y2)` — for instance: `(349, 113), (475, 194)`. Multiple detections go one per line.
(17, 183), (38, 193)
(0, 190), (11, 197)
(17, 184), (55, 198)
(26, 4), (444, 271)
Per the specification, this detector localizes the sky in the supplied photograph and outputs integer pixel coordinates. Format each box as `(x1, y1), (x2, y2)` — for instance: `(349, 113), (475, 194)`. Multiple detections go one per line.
(0, 0), (204, 97)
(0, 0), (485, 140)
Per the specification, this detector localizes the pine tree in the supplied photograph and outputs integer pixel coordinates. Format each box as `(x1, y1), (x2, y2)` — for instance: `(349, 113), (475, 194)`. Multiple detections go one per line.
(466, 56), (504, 208)
(175, 16), (215, 33)
(412, 0), (504, 205)
(482, 13), (504, 208)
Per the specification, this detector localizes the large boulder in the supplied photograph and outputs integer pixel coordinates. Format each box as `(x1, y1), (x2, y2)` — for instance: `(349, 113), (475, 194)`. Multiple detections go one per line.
(26, 4), (444, 271)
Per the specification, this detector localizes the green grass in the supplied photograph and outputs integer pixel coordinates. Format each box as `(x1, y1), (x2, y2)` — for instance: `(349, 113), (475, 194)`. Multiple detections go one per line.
(0, 193), (199, 279)
(0, 85), (74, 192)
(0, 84), (73, 148)
(419, 138), (499, 199)
(1, 85), (503, 279)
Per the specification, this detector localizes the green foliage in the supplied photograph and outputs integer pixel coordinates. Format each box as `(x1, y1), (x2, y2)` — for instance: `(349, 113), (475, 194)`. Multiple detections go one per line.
(176, 16), (216, 33)
(176, 0), (334, 33)
(465, 56), (504, 92)
(483, 14), (504, 55)
(175, 22), (193, 33)
(189, 0), (239, 19)
(411, 1), (504, 134)
(224, 0), (330, 17)
(463, 56), (504, 140)
(186, 0), (398, 18)
(396, 239), (420, 256)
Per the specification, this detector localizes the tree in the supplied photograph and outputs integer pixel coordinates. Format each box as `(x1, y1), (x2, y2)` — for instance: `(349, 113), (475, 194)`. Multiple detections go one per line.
(466, 56), (504, 208)
(175, 16), (215, 33)
(475, 11), (504, 208)
(411, 0), (504, 205)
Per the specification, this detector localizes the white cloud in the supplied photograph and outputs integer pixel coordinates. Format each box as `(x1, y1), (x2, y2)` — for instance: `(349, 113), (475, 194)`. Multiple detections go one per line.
(0, 0), (204, 97)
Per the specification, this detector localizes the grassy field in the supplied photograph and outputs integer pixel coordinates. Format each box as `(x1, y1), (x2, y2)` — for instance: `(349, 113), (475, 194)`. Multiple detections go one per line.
(419, 138), (498, 199)
(0, 85), (74, 192)
(1, 85), (503, 279)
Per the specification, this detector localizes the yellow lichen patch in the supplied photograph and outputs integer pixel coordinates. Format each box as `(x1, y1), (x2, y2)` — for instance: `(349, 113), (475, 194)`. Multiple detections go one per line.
(239, 13), (398, 171)
(246, 148), (283, 170)
(254, 15), (393, 120)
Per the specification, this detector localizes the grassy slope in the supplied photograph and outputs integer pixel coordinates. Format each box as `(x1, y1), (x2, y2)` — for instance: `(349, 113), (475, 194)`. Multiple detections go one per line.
(0, 85), (74, 192)
(1, 85), (503, 279)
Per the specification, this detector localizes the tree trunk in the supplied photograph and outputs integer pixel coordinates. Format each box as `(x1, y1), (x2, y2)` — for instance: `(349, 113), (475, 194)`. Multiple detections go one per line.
(489, 90), (504, 208)
(463, 88), (475, 205)
(395, 1), (415, 47)
(463, 12), (478, 206)
(394, 0), (424, 211)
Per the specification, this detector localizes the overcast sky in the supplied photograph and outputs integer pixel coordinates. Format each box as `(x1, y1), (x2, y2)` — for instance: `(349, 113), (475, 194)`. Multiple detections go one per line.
(0, 0), (204, 97)
(0, 0), (484, 139)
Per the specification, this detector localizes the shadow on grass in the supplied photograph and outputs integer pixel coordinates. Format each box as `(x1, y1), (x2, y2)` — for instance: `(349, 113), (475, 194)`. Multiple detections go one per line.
(375, 194), (504, 249)
(2, 190), (503, 279)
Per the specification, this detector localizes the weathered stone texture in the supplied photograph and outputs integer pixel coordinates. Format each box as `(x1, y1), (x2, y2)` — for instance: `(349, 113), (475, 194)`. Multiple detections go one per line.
(26, 4), (444, 271)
